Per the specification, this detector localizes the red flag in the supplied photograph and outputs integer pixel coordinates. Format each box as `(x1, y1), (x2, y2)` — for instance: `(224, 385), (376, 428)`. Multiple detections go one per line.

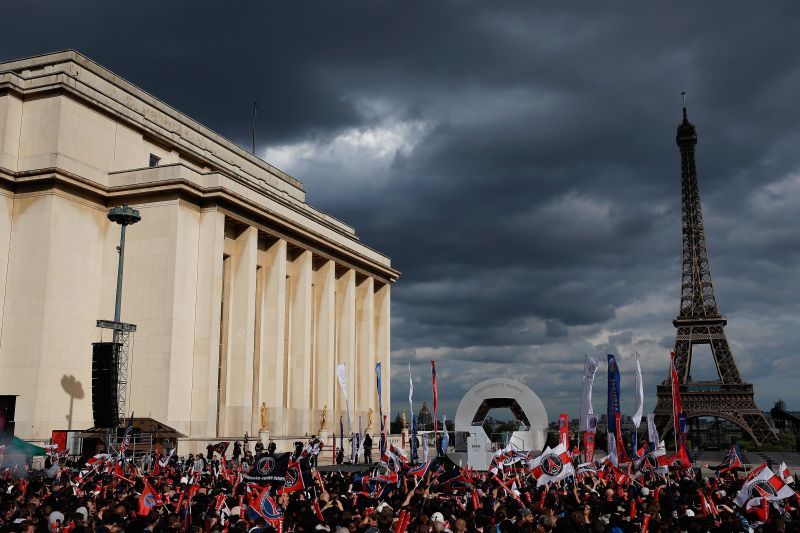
(431, 361), (439, 433)
(138, 479), (162, 516)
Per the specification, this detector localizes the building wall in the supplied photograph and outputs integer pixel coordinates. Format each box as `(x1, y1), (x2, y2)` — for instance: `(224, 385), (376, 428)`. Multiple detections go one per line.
(0, 52), (397, 441)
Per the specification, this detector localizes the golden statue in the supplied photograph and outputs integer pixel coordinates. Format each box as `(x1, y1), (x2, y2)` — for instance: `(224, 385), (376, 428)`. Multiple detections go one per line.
(401, 408), (407, 429)
(366, 408), (374, 431)
(319, 405), (328, 432)
(260, 402), (268, 430)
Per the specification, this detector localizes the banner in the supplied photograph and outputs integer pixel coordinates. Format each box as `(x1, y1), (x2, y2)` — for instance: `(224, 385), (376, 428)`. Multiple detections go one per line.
(411, 415), (419, 463)
(647, 413), (659, 446)
(336, 363), (351, 433)
(632, 355), (644, 429)
(582, 431), (596, 463)
(441, 415), (449, 454)
(357, 416), (364, 462)
(580, 356), (599, 432)
(670, 352), (684, 440)
(431, 361), (439, 434)
(244, 452), (291, 483)
(408, 363), (414, 432)
(422, 432), (429, 463)
(339, 417), (344, 453)
(607, 354), (621, 433)
(614, 413), (628, 463)
(559, 414), (569, 448)
(375, 362), (383, 421)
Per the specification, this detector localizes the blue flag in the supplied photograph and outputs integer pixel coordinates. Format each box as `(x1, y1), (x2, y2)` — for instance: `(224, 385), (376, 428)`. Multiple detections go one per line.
(607, 354), (621, 433)
(411, 414), (419, 463)
(375, 362), (383, 420)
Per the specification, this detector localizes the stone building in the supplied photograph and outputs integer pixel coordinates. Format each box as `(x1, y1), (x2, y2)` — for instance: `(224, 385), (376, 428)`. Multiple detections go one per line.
(0, 51), (398, 441)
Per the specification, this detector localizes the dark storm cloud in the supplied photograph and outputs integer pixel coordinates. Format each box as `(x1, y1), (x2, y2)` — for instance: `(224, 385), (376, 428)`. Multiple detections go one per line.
(4, 1), (800, 420)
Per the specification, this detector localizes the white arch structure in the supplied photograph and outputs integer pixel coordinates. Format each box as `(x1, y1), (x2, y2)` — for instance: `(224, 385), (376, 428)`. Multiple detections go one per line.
(454, 378), (548, 469)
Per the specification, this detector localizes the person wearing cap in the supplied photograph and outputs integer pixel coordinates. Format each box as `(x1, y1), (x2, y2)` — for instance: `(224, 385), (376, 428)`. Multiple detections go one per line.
(430, 512), (451, 533)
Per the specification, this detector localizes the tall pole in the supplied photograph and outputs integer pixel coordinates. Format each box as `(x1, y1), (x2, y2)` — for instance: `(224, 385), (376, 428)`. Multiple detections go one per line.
(114, 224), (127, 326)
(252, 101), (258, 155)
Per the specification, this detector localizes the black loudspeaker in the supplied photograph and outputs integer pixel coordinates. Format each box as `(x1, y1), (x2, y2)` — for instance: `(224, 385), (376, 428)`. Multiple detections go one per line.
(92, 342), (119, 428)
(0, 395), (16, 446)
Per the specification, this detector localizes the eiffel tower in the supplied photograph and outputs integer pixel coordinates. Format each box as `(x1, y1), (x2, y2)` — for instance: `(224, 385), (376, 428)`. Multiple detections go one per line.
(653, 102), (778, 447)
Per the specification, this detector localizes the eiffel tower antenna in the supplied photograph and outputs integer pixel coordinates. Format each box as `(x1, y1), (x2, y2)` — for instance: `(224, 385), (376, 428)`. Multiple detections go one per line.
(653, 104), (778, 448)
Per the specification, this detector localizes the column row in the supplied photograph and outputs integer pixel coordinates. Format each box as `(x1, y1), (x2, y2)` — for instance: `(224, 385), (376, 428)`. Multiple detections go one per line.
(192, 216), (391, 438)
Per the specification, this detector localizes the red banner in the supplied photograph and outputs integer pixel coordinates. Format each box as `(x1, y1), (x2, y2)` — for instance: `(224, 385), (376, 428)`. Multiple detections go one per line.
(582, 431), (595, 463)
(51, 430), (67, 452)
(614, 413), (628, 463)
(559, 414), (569, 448)
(670, 351), (683, 436)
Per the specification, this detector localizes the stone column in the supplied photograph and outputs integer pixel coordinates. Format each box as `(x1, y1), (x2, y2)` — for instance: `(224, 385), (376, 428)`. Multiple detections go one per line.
(356, 276), (375, 424)
(258, 239), (287, 435)
(313, 259), (335, 434)
(224, 226), (258, 435)
(374, 282), (391, 424)
(287, 249), (312, 435)
(190, 209), (225, 438)
(335, 269), (356, 433)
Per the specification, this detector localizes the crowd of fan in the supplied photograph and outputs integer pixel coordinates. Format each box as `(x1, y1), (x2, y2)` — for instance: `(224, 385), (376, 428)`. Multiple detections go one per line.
(1, 443), (799, 533)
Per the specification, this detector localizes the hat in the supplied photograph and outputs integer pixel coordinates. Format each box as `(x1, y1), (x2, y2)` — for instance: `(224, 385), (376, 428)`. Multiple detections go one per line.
(431, 512), (445, 523)
(640, 487), (650, 497)
(75, 506), (88, 520)
(685, 509), (695, 517)
(48, 511), (65, 526)
(519, 508), (532, 517)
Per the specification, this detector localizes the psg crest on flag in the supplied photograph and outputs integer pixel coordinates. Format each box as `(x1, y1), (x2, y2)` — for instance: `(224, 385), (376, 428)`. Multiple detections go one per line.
(750, 481), (779, 499)
(640, 454), (660, 473)
(540, 453), (563, 476)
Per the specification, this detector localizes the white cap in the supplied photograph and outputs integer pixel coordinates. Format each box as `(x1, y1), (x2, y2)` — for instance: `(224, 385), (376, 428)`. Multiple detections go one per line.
(640, 487), (650, 497)
(48, 511), (65, 526)
(431, 512), (445, 523)
(75, 506), (89, 520)
(685, 509), (695, 517)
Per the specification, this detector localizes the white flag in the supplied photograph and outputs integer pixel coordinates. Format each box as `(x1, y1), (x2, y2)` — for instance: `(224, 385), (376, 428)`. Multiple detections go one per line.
(606, 433), (618, 466)
(632, 355), (644, 429)
(580, 355), (599, 432)
(336, 363), (351, 432)
(422, 432), (429, 463)
(408, 363), (414, 423)
(647, 413), (659, 446)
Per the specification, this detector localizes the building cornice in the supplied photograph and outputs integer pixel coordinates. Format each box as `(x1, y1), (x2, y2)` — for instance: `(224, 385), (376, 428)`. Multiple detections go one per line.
(0, 165), (400, 283)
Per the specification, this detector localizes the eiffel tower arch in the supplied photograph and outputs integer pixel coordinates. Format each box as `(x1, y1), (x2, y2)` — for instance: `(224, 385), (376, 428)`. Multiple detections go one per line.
(652, 104), (778, 448)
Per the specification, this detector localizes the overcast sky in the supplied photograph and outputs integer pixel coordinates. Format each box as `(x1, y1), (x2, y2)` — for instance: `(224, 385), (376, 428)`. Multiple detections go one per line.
(4, 2), (800, 423)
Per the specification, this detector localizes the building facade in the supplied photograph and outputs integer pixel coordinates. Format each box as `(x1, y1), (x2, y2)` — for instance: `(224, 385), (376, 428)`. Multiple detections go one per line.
(0, 51), (398, 441)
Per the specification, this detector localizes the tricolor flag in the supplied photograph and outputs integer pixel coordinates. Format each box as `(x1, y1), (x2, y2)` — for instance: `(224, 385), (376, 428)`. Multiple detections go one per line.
(734, 466), (795, 507)
(714, 444), (744, 474)
(531, 444), (574, 487)
(407, 460), (433, 478)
